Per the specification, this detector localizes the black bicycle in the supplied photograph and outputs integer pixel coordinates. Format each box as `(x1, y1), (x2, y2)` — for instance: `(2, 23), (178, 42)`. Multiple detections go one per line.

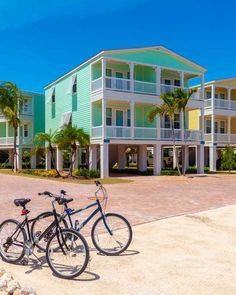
(32, 181), (132, 256)
(0, 193), (89, 279)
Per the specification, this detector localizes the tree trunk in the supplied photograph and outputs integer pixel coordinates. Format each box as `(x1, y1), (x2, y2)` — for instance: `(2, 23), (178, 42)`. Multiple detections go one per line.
(171, 119), (181, 176)
(182, 109), (187, 176)
(49, 146), (61, 177)
(69, 146), (77, 177)
(13, 126), (18, 173)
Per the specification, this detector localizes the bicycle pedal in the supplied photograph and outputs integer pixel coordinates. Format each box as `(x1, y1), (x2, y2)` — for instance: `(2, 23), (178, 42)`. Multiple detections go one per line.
(21, 258), (29, 265)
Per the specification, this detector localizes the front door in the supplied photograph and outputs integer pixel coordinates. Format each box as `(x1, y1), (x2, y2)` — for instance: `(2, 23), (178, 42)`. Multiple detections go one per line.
(116, 110), (124, 137)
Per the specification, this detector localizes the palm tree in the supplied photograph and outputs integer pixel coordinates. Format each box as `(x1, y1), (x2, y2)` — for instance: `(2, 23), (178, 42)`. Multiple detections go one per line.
(174, 88), (196, 175)
(34, 129), (61, 177)
(148, 92), (181, 176)
(0, 82), (24, 172)
(55, 124), (90, 177)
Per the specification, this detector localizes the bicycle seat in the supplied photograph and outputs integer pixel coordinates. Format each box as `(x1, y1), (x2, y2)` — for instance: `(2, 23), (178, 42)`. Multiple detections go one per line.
(57, 197), (73, 205)
(14, 198), (31, 207)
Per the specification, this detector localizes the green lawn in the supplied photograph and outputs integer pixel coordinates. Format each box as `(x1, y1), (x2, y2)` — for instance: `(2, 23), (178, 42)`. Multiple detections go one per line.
(0, 169), (133, 184)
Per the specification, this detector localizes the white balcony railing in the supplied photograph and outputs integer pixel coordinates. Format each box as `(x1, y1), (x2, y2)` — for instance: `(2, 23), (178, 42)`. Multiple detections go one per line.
(205, 98), (236, 110)
(204, 99), (212, 107)
(215, 99), (229, 109)
(0, 137), (14, 145)
(105, 77), (131, 92)
(160, 84), (188, 94)
(134, 127), (157, 139)
(160, 128), (182, 140)
(91, 126), (103, 139)
(106, 126), (131, 138)
(204, 133), (233, 143)
(91, 77), (103, 92)
(134, 81), (157, 95)
(184, 130), (202, 141)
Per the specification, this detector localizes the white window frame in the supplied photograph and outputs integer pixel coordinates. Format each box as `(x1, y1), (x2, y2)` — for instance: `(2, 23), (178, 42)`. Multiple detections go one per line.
(23, 124), (29, 137)
(23, 99), (29, 112)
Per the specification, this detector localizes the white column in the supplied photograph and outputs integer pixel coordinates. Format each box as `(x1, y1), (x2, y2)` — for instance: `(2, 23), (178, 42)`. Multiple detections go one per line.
(211, 84), (215, 109)
(156, 67), (161, 95)
(180, 71), (184, 88)
(102, 99), (107, 139)
(129, 63), (134, 92)
(101, 58), (107, 89)
(6, 122), (9, 138)
(73, 148), (79, 170)
(209, 145), (217, 171)
(56, 148), (63, 171)
(30, 154), (36, 169)
(173, 147), (178, 169)
(200, 74), (205, 100)
(130, 101), (135, 139)
(153, 143), (162, 176)
(156, 114), (161, 140)
(182, 145), (189, 174)
(118, 145), (126, 170)
(100, 143), (109, 178)
(197, 144), (204, 174)
(138, 145), (147, 172)
(180, 111), (184, 140)
(89, 145), (97, 170)
(211, 114), (215, 144)
(227, 88), (231, 109)
(200, 108), (204, 141)
(16, 147), (22, 170)
(228, 116), (231, 143)
(45, 151), (51, 171)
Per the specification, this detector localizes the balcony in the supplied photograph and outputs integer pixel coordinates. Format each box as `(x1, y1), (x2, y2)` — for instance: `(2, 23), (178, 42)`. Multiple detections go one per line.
(204, 98), (236, 110)
(0, 137), (14, 145)
(91, 126), (202, 141)
(204, 133), (236, 143)
(0, 136), (33, 146)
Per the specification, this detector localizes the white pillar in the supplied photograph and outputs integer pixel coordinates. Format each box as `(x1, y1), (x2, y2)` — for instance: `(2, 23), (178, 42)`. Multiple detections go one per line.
(180, 71), (184, 88)
(180, 111), (184, 140)
(200, 74), (205, 100)
(197, 144), (204, 174)
(200, 108), (204, 141)
(30, 154), (36, 169)
(89, 145), (97, 170)
(173, 147), (178, 168)
(138, 145), (147, 171)
(153, 143), (162, 176)
(118, 145), (126, 170)
(6, 122), (9, 138)
(209, 144), (216, 172)
(56, 148), (63, 171)
(45, 151), (51, 170)
(156, 67), (161, 95)
(130, 101), (135, 138)
(227, 88), (231, 109)
(182, 145), (189, 174)
(228, 116), (231, 143)
(129, 63), (134, 92)
(211, 84), (215, 109)
(156, 114), (161, 140)
(211, 114), (215, 144)
(100, 143), (109, 178)
(101, 58), (107, 89)
(16, 147), (22, 170)
(102, 99), (107, 139)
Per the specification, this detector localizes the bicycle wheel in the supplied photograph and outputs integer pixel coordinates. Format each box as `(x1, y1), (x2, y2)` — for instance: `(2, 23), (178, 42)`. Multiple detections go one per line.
(46, 228), (89, 279)
(0, 219), (26, 263)
(31, 211), (68, 252)
(91, 213), (132, 256)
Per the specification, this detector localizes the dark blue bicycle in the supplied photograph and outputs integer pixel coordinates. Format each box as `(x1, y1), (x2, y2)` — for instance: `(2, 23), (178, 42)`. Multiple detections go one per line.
(31, 181), (132, 256)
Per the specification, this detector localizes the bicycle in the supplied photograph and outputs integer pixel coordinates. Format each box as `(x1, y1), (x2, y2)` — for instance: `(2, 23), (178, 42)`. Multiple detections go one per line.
(32, 181), (133, 256)
(0, 193), (89, 279)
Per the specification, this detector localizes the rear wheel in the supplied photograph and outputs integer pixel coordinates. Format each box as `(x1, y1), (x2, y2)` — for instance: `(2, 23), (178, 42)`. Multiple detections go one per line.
(31, 212), (68, 252)
(91, 213), (132, 256)
(46, 228), (89, 279)
(0, 219), (26, 263)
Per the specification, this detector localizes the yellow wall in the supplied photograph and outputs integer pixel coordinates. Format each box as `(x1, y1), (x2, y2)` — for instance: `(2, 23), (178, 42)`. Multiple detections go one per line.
(188, 110), (199, 130)
(231, 118), (236, 133)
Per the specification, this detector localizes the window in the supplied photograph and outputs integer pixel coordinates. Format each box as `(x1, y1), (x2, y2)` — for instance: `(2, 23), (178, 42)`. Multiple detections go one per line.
(206, 120), (211, 133)
(105, 69), (112, 88)
(51, 88), (55, 103)
(23, 125), (28, 137)
(72, 76), (77, 94)
(220, 93), (225, 100)
(220, 121), (225, 134)
(174, 114), (180, 129)
(174, 79), (181, 87)
(164, 79), (171, 85)
(60, 112), (72, 127)
(106, 108), (112, 126)
(127, 109), (131, 127)
(206, 91), (211, 99)
(164, 115), (170, 128)
(23, 99), (28, 112)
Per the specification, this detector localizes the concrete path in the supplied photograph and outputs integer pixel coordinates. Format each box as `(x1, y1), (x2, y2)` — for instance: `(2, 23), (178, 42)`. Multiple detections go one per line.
(1, 204), (236, 295)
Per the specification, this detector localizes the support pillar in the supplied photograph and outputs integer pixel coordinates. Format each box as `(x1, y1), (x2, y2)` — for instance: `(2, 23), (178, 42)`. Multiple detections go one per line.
(56, 148), (63, 171)
(89, 145), (97, 170)
(130, 101), (135, 139)
(30, 154), (36, 169)
(45, 151), (51, 170)
(228, 116), (231, 143)
(16, 148), (22, 170)
(153, 143), (162, 176)
(138, 145), (147, 172)
(118, 145), (126, 170)
(182, 145), (189, 174)
(100, 143), (109, 178)
(173, 147), (178, 169)
(209, 145), (217, 172)
(197, 144), (204, 174)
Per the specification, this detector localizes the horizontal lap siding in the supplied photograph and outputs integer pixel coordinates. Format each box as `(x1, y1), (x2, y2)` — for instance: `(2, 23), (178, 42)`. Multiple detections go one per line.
(33, 94), (45, 135)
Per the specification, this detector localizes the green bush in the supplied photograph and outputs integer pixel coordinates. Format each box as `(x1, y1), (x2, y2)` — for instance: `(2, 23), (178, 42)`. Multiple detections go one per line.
(161, 169), (179, 176)
(74, 168), (100, 178)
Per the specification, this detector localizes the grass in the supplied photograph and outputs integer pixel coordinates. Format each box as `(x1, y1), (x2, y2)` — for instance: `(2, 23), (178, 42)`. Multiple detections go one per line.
(0, 169), (133, 184)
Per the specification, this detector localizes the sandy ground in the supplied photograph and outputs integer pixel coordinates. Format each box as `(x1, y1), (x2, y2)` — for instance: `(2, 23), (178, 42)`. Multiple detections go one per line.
(1, 204), (236, 295)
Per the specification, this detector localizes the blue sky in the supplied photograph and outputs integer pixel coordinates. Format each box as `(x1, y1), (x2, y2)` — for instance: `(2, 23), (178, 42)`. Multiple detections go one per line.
(0, 0), (235, 93)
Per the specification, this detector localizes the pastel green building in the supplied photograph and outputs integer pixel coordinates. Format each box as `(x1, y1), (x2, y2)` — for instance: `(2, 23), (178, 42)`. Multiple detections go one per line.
(0, 90), (45, 168)
(44, 46), (206, 178)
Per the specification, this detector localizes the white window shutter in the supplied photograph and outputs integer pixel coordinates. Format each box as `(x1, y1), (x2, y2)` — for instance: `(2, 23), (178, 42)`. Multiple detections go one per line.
(60, 111), (72, 127)
(66, 75), (76, 95)
(46, 88), (53, 104)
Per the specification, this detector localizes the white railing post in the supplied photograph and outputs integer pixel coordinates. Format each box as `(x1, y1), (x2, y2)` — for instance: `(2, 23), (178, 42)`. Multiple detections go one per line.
(211, 84), (215, 144)
(156, 115), (161, 140)
(180, 111), (184, 140)
(180, 71), (184, 88)
(156, 67), (161, 95)
(200, 108), (204, 141)
(102, 99), (107, 140)
(228, 116), (231, 143)
(102, 58), (107, 89)
(200, 74), (205, 100)
(130, 101), (135, 139)
(129, 63), (134, 93)
(227, 88), (231, 109)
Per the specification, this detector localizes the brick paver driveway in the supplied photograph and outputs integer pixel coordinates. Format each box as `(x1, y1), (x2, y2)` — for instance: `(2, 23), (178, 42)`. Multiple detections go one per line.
(1, 173), (236, 226)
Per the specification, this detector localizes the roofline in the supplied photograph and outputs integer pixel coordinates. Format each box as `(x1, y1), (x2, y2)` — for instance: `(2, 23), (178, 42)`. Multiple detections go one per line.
(192, 77), (236, 88)
(22, 90), (44, 96)
(44, 45), (207, 90)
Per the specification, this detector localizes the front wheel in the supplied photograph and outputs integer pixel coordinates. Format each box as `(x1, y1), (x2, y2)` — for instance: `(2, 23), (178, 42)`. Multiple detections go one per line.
(91, 213), (132, 256)
(46, 228), (89, 279)
(0, 219), (26, 263)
